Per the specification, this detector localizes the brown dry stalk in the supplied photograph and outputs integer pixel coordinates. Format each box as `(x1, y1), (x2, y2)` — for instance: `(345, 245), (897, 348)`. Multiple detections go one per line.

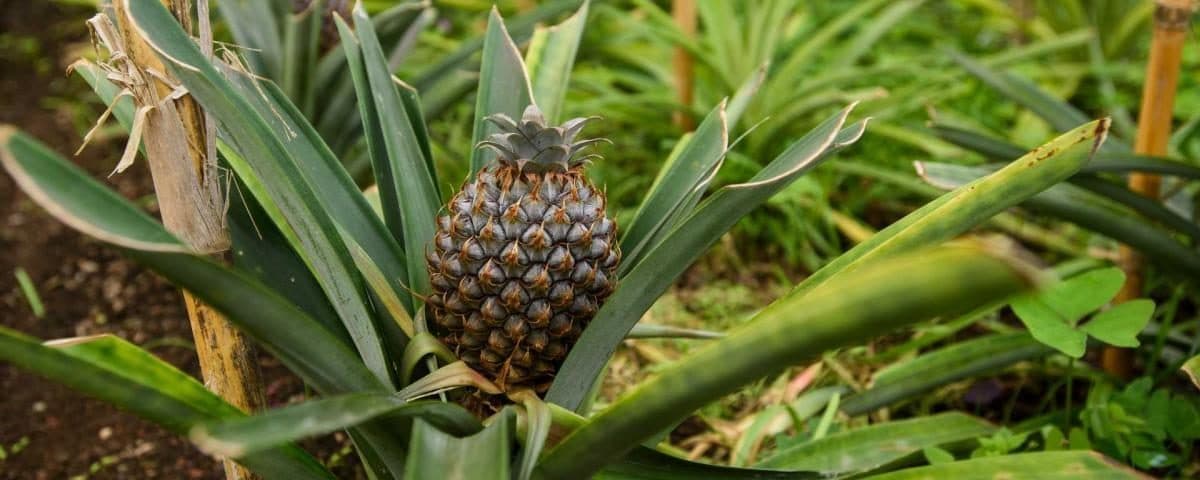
(1106, 0), (1194, 378)
(672, 0), (696, 130)
(101, 2), (265, 478)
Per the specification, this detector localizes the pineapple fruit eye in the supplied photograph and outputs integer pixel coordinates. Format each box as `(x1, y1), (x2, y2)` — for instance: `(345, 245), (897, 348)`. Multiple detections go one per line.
(426, 105), (619, 415)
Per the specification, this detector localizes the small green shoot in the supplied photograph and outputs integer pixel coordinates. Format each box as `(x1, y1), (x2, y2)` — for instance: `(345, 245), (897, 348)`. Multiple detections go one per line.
(14, 267), (44, 318)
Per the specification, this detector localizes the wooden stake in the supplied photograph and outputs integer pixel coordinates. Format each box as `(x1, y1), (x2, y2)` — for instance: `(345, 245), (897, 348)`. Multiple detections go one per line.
(1106, 0), (1193, 379)
(112, 1), (264, 478)
(672, 0), (696, 131)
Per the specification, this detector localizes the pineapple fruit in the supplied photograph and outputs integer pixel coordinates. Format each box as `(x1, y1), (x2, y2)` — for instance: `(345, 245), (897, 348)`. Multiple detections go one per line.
(426, 105), (619, 410)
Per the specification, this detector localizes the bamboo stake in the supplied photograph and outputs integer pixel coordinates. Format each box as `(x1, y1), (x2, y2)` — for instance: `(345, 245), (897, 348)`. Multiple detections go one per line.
(672, 0), (696, 131)
(111, 1), (264, 478)
(1105, 0), (1193, 379)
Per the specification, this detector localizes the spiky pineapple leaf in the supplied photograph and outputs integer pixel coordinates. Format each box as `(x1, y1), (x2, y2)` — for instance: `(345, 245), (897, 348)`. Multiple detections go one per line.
(856, 451), (1148, 479)
(191, 393), (481, 458)
(916, 162), (1200, 280)
(549, 106), (861, 411)
(790, 118), (1110, 299)
(412, 0), (582, 95)
(758, 413), (995, 474)
(221, 65), (418, 328)
(0, 124), (408, 478)
(125, 0), (395, 387)
(947, 49), (1105, 147)
(619, 102), (729, 272)
(0, 128), (380, 394)
(0, 127), (183, 252)
(840, 333), (1051, 416)
(470, 7), (536, 175)
(340, 4), (441, 300)
(212, 0), (283, 78)
(525, 0), (589, 124)
(314, 2), (431, 157)
(0, 329), (334, 479)
(931, 122), (1200, 180)
(407, 414), (513, 480)
(538, 244), (1041, 478)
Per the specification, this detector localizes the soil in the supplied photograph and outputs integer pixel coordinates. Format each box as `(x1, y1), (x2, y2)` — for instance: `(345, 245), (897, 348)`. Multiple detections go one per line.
(0, 3), (357, 479)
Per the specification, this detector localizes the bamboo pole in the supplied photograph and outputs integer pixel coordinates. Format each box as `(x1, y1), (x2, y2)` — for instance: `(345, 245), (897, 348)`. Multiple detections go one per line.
(112, 1), (264, 478)
(672, 0), (696, 131)
(1105, 0), (1193, 379)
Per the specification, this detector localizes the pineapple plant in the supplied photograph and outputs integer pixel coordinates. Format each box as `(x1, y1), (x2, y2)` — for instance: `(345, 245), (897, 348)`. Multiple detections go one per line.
(0, 1), (1139, 479)
(428, 105), (619, 410)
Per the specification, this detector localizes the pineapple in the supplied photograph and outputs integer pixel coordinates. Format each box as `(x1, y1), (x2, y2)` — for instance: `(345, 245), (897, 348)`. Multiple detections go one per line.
(426, 105), (620, 408)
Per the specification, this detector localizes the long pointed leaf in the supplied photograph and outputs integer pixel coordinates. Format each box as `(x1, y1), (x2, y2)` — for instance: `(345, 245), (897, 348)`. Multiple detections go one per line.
(342, 4), (441, 298)
(791, 118), (1109, 297)
(917, 161), (1200, 280)
(125, 0), (394, 386)
(758, 413), (995, 474)
(619, 103), (729, 272)
(538, 244), (1040, 479)
(548, 107), (862, 411)
(0, 329), (334, 479)
(407, 415), (512, 480)
(841, 333), (1052, 416)
(192, 393), (480, 457)
(858, 451), (1147, 479)
(525, 0), (588, 124)
(470, 7), (536, 175)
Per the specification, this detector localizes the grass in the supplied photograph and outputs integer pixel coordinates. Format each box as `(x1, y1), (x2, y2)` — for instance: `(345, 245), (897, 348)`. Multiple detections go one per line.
(13, 267), (44, 319)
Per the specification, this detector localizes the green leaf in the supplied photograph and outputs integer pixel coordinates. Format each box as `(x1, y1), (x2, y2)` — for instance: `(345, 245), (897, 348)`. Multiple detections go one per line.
(792, 118), (1110, 298)
(0, 127), (381, 395)
(513, 392), (552, 480)
(525, 0), (588, 123)
(407, 415), (512, 480)
(619, 103), (729, 272)
(1070, 175), (1200, 242)
(917, 161), (1200, 280)
(549, 107), (863, 411)
(125, 0), (394, 386)
(1081, 300), (1155, 348)
(191, 393), (480, 457)
(280, 1), (322, 116)
(948, 50), (1096, 142)
(470, 7), (536, 175)
(0, 128), (184, 252)
(1039, 268), (1124, 324)
(314, 3), (431, 159)
(340, 6), (441, 299)
(1010, 295), (1089, 358)
(758, 413), (995, 475)
(857, 451), (1146, 479)
(923, 447), (956, 465)
(221, 67), (417, 337)
(599, 447), (819, 479)
(0, 329), (333, 479)
(411, 0), (582, 95)
(841, 333), (1053, 416)
(538, 243), (1040, 478)
(213, 0), (283, 78)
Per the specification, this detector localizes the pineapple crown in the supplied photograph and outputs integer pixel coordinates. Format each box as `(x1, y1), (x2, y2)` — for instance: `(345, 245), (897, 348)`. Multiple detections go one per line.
(477, 105), (608, 173)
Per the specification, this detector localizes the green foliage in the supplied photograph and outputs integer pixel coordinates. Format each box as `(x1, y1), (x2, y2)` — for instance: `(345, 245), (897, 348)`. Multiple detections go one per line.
(1080, 378), (1200, 471)
(4, 1), (1194, 478)
(1010, 267), (1155, 358)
